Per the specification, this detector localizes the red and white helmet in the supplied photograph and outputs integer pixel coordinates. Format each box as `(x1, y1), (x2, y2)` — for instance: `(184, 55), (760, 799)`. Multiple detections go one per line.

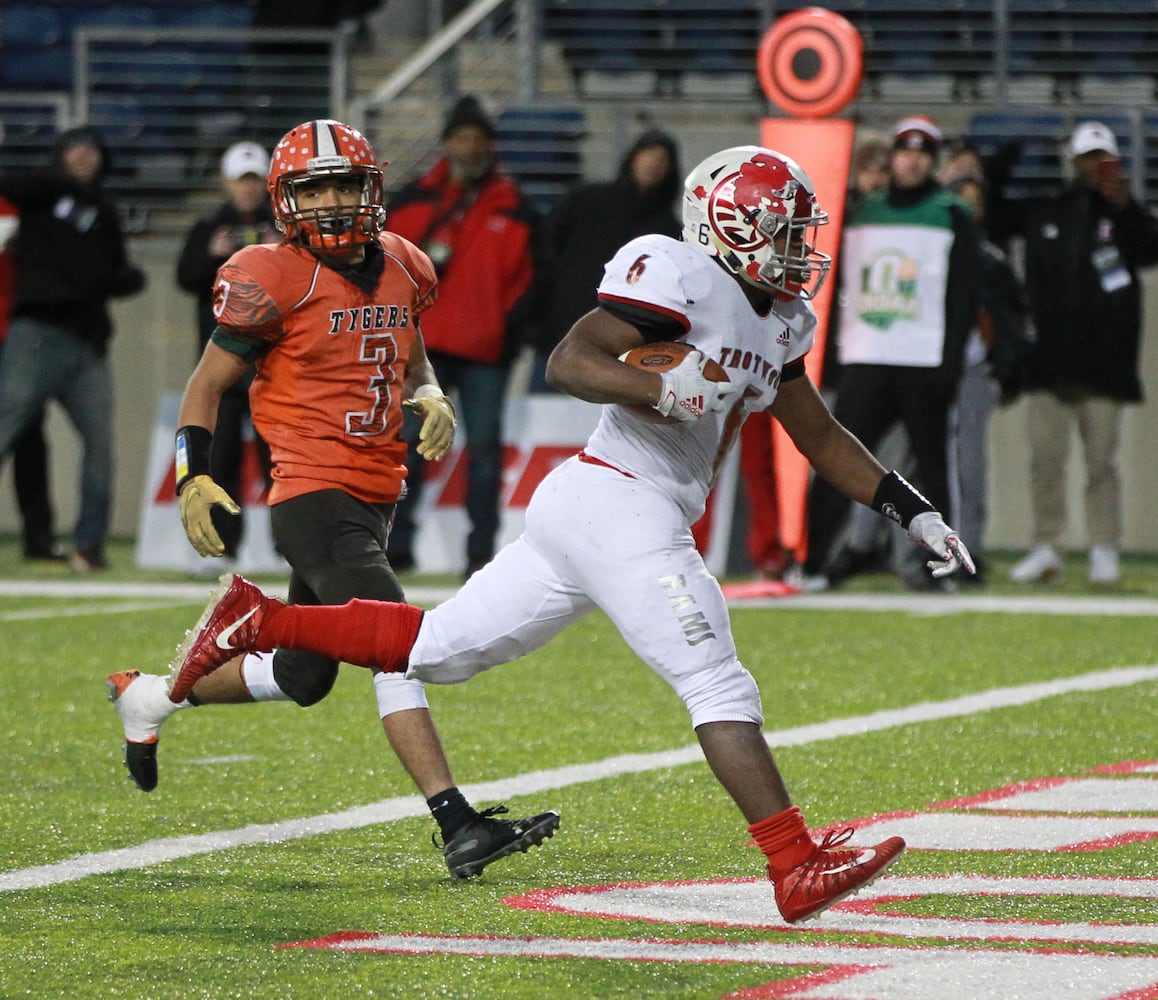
(268, 119), (386, 254)
(682, 146), (830, 301)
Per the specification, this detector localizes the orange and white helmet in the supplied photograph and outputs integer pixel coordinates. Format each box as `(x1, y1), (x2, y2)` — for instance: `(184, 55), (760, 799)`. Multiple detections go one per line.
(682, 145), (830, 301)
(268, 119), (385, 254)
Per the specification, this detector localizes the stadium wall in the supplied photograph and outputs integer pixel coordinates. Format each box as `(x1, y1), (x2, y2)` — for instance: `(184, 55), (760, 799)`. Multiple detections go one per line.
(3, 215), (1158, 558)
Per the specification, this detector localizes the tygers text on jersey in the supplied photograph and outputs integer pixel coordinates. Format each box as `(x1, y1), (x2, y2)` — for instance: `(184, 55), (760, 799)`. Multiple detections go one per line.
(211, 234), (437, 505)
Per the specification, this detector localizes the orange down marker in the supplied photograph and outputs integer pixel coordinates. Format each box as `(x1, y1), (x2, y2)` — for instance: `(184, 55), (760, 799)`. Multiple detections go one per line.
(756, 8), (862, 563)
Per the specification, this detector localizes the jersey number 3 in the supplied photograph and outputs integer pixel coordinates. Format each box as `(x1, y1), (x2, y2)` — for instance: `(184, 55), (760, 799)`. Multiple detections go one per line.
(347, 332), (399, 436)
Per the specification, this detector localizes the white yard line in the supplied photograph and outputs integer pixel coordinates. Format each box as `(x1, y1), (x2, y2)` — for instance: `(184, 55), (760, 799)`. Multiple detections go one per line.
(0, 579), (458, 606)
(4, 578), (1158, 617)
(2, 662), (1156, 892)
(0, 600), (194, 621)
(763, 592), (1158, 616)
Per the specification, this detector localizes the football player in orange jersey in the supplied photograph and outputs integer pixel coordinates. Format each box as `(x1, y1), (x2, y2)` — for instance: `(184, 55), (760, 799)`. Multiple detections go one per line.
(106, 120), (558, 878)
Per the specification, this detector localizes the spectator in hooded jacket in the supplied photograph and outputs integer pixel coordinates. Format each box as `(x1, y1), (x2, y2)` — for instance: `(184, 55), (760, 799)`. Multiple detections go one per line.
(530, 127), (682, 391)
(384, 95), (543, 578)
(1004, 121), (1158, 586)
(0, 125), (146, 571)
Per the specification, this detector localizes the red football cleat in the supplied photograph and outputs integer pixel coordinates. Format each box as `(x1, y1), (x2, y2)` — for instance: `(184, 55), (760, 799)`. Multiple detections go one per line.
(167, 574), (280, 703)
(772, 827), (906, 924)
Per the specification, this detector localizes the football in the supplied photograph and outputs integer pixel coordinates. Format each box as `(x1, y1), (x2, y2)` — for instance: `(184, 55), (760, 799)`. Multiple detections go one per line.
(618, 341), (729, 423)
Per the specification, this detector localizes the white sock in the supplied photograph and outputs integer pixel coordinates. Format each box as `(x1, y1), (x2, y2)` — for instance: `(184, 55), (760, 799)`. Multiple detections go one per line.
(240, 651), (293, 702)
(373, 670), (430, 718)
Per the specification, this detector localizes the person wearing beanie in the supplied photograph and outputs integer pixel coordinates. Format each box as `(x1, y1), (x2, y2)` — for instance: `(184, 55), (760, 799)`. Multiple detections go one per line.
(892, 114), (942, 157)
(0, 124), (146, 571)
(804, 113), (980, 591)
(440, 95), (496, 141)
(385, 95), (544, 578)
(1002, 120), (1158, 586)
(175, 141), (279, 569)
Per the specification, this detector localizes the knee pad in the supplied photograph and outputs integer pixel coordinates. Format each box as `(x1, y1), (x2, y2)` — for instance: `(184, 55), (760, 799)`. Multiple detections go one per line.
(272, 650), (339, 707)
(677, 658), (763, 729)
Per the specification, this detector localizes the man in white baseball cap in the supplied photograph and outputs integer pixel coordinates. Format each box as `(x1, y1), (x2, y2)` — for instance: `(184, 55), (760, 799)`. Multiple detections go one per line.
(220, 140), (270, 181)
(1007, 118), (1158, 586)
(175, 141), (278, 567)
(1068, 120), (1119, 159)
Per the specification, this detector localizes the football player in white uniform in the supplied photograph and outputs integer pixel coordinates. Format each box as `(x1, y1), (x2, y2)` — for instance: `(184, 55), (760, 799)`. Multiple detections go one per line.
(164, 146), (974, 924)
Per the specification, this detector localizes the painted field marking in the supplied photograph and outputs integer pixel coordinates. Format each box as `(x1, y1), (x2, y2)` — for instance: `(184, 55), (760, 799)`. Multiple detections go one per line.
(505, 873), (1158, 946)
(288, 788), (1158, 999)
(282, 929), (1158, 1000)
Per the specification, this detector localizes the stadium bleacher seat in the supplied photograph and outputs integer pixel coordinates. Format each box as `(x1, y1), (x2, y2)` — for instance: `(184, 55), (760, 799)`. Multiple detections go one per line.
(494, 105), (586, 213)
(0, 97), (66, 173)
(968, 111), (1067, 197)
(545, 0), (764, 94)
(0, 46), (73, 90)
(4, 0), (1156, 234)
(0, 5), (69, 87)
(1, 4), (63, 46)
(69, 5), (160, 33)
(153, 3), (255, 31)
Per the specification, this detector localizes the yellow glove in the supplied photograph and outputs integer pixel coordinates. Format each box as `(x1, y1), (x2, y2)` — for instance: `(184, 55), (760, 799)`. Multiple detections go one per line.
(178, 475), (241, 557)
(403, 393), (456, 461)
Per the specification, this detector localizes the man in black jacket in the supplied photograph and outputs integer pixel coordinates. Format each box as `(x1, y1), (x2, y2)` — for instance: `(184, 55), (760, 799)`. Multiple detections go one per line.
(531, 128), (682, 391)
(176, 141), (276, 565)
(1005, 121), (1158, 585)
(0, 125), (145, 571)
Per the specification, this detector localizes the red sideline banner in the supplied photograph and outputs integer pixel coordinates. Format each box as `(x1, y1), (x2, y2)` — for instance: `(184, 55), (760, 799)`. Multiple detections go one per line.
(135, 394), (741, 577)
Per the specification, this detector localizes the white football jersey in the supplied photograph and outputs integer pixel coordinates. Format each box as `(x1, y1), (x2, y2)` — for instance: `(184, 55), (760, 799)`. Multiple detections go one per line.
(585, 234), (817, 521)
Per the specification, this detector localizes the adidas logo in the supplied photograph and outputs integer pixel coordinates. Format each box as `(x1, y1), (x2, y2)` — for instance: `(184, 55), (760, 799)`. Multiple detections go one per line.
(776, 327), (791, 346)
(679, 395), (705, 416)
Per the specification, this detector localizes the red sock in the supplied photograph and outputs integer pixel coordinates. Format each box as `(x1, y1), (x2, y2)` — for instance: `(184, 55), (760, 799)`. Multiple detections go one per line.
(748, 806), (815, 879)
(258, 600), (423, 672)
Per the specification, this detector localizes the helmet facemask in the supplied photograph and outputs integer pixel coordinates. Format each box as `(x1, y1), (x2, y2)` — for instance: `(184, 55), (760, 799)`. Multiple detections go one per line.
(268, 120), (386, 256)
(746, 209), (831, 301)
(274, 166), (384, 255)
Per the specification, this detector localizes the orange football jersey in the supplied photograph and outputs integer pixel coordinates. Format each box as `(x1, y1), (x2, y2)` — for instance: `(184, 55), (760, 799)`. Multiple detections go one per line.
(212, 233), (437, 505)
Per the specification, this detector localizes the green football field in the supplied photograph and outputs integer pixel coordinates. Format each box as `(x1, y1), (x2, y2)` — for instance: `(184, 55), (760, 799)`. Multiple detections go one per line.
(1, 540), (1157, 999)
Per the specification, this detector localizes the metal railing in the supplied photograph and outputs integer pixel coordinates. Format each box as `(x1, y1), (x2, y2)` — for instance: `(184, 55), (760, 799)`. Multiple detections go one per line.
(64, 26), (349, 233)
(349, 0), (576, 206)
